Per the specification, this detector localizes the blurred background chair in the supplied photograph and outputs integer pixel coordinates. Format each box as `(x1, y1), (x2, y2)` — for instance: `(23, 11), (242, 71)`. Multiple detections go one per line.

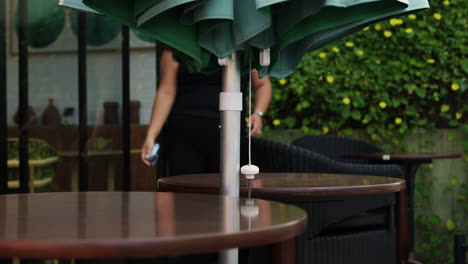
(7, 138), (60, 192)
(241, 137), (401, 264)
(291, 135), (383, 164)
(245, 137), (396, 176)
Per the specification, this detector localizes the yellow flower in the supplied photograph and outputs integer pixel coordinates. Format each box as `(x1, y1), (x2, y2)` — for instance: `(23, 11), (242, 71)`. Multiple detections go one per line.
(395, 117), (402, 125)
(332, 47), (340, 53)
(405, 28), (413, 34)
(319, 52), (327, 58)
(433, 13), (442, 20)
(245, 117), (250, 123)
(273, 119), (281, 126)
(379, 101), (387, 109)
(345, 42), (354, 47)
(326, 76), (335, 83)
(374, 24), (382, 31)
(362, 119), (369, 124)
(451, 83), (460, 91)
(355, 49), (364, 56)
(443, 0), (450, 6)
(322, 127), (329, 134)
(426, 59), (435, 64)
(342, 97), (351, 104)
(455, 112), (462, 120)
(408, 14), (417, 20)
(441, 104), (450, 112)
(363, 26), (370, 31)
(384, 31), (392, 38)
(389, 18), (403, 26)
(278, 79), (287, 85)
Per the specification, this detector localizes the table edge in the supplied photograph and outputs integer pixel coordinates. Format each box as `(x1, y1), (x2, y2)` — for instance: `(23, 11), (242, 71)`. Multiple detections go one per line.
(158, 178), (406, 198)
(0, 192), (307, 259)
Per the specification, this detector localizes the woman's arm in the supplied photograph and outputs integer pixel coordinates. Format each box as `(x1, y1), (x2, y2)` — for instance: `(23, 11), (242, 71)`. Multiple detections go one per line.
(141, 50), (179, 166)
(248, 70), (272, 137)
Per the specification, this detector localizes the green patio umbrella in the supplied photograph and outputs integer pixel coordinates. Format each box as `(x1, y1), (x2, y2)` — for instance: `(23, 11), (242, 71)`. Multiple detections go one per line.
(59, 0), (429, 78)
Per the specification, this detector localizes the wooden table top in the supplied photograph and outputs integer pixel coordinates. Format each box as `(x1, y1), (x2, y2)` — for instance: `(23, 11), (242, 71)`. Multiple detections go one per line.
(0, 192), (307, 259)
(342, 152), (461, 162)
(157, 173), (405, 198)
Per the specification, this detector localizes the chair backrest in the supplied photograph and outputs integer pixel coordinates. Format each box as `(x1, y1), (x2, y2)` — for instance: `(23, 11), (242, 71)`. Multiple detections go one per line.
(292, 135), (383, 164)
(242, 137), (401, 178)
(242, 138), (401, 250)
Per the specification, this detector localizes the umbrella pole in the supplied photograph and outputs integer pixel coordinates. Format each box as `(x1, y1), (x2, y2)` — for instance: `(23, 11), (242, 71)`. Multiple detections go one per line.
(219, 51), (242, 264)
(220, 51), (241, 198)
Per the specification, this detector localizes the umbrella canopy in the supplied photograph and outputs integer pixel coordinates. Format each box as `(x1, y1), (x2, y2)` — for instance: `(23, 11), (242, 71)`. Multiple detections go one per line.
(59, 0), (429, 78)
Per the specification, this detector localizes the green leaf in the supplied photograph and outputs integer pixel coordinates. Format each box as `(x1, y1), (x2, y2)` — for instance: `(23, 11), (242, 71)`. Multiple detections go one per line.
(441, 104), (450, 113)
(449, 176), (458, 185)
(447, 131), (457, 141)
(446, 218), (455, 231)
(283, 116), (296, 128)
(415, 88), (427, 98)
(351, 110), (362, 120)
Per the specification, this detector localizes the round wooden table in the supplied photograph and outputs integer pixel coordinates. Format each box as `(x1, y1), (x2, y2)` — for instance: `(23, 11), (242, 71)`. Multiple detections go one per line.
(0, 192), (307, 262)
(157, 173), (405, 198)
(158, 173), (406, 264)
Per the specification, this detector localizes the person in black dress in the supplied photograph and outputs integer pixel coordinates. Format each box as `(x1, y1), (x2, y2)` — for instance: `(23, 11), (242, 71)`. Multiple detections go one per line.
(141, 48), (272, 176)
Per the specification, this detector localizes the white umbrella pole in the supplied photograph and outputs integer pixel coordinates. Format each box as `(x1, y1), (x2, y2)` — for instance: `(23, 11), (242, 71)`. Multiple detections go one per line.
(219, 51), (242, 264)
(219, 51), (241, 198)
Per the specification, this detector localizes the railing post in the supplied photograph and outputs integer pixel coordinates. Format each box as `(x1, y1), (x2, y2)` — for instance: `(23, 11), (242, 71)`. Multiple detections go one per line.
(78, 12), (88, 192)
(454, 234), (466, 264)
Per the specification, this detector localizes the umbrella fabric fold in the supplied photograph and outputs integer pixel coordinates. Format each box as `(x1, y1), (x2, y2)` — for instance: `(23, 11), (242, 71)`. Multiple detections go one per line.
(59, 0), (429, 78)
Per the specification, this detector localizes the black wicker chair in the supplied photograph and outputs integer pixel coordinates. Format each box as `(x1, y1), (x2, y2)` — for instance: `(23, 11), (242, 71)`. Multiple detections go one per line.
(241, 138), (401, 264)
(291, 135), (383, 164)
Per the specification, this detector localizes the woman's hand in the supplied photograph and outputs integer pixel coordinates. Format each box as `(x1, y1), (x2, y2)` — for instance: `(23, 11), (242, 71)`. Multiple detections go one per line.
(248, 113), (263, 137)
(141, 137), (156, 166)
(141, 49), (179, 166)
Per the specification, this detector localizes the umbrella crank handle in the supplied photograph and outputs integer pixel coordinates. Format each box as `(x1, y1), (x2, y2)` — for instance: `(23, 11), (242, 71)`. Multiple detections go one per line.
(241, 165), (259, 199)
(259, 49), (270, 67)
